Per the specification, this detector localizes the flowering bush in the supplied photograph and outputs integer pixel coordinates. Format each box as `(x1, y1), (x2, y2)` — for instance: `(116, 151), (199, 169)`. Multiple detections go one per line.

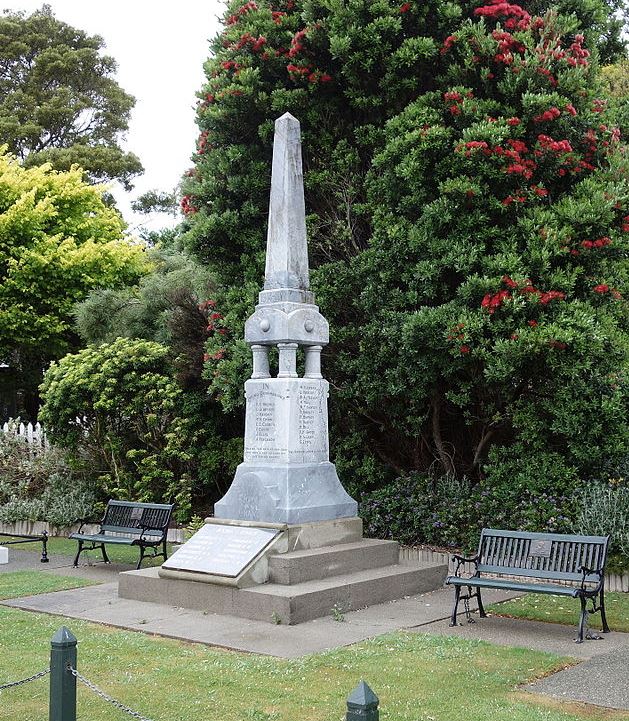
(183, 0), (627, 536)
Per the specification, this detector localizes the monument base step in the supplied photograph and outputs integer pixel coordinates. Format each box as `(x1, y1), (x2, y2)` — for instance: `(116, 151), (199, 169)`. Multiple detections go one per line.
(118, 559), (447, 625)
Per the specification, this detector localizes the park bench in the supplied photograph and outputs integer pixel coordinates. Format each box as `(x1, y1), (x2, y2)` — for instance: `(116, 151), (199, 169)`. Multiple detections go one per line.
(445, 528), (610, 643)
(70, 500), (174, 570)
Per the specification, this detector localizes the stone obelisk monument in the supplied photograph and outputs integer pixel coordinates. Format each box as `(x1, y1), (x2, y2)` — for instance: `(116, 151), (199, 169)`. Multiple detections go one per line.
(119, 114), (446, 624)
(214, 112), (357, 524)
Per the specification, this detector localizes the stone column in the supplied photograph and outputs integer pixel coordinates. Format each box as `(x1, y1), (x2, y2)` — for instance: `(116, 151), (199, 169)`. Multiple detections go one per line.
(304, 345), (323, 379)
(251, 345), (270, 379)
(277, 343), (298, 378)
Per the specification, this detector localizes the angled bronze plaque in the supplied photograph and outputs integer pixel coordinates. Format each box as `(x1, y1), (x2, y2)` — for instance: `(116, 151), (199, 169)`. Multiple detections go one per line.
(162, 524), (279, 577)
(529, 539), (552, 558)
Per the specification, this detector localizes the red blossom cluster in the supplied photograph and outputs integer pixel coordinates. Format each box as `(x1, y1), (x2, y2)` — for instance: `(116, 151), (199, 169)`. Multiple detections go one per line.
(221, 60), (241, 71)
(197, 130), (210, 154)
(287, 64), (332, 83)
(492, 29), (525, 64)
(399, 2), (412, 12)
(271, 11), (285, 24)
(289, 28), (309, 57)
(198, 300), (217, 311)
(482, 278), (567, 313)
(232, 32), (267, 52)
(568, 34), (590, 67)
(481, 289), (512, 313)
(581, 237), (612, 249)
(226, 1), (258, 25)
(443, 90), (472, 115)
(441, 34), (457, 54)
(534, 107), (561, 123)
(593, 284), (622, 299)
(180, 195), (197, 215)
(474, 0), (531, 30)
(622, 216), (629, 232)
(536, 134), (572, 154)
(536, 67), (558, 87)
(548, 340), (567, 350)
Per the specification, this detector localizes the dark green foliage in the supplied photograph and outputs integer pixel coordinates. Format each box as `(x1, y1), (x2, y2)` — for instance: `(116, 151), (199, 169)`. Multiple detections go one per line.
(67, 252), (243, 516)
(0, 4), (142, 188)
(182, 0), (628, 535)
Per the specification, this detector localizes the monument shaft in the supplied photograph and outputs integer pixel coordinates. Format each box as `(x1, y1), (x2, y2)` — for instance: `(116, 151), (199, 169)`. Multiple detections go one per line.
(214, 113), (357, 524)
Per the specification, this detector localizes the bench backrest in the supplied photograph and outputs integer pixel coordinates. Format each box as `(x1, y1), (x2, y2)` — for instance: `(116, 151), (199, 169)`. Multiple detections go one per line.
(101, 501), (174, 538)
(477, 529), (609, 583)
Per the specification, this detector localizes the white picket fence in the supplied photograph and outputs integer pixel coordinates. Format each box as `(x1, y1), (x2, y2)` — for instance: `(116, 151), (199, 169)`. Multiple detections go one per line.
(0, 420), (48, 447)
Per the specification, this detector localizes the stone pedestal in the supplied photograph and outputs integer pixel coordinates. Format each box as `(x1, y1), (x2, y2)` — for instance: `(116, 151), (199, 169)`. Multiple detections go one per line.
(214, 377), (356, 523)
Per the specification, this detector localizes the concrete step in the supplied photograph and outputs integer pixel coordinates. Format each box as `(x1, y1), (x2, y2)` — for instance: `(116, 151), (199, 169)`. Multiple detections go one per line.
(268, 539), (399, 584)
(119, 559), (447, 625)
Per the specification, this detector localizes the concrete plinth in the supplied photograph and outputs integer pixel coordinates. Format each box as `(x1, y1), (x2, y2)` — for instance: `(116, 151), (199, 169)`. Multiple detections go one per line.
(119, 519), (448, 625)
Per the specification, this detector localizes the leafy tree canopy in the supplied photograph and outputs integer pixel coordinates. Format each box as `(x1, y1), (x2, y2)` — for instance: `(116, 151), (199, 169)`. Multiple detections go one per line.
(0, 4), (142, 189)
(181, 0), (628, 507)
(0, 148), (148, 365)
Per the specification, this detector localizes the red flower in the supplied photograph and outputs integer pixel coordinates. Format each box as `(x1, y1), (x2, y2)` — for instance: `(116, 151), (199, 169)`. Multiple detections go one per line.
(506, 117), (520, 126)
(459, 345), (471, 354)
(502, 275), (518, 289)
(528, 320), (538, 327)
(593, 284), (610, 294)
(399, 2), (412, 12)
(534, 107), (561, 123)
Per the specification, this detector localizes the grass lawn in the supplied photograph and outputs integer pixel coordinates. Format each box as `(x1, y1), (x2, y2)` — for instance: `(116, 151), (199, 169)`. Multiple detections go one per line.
(10, 534), (178, 566)
(1, 607), (627, 721)
(0, 570), (97, 600)
(488, 592), (629, 633)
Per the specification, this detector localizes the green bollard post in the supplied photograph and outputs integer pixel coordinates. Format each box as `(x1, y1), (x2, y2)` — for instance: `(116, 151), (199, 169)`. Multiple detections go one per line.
(346, 680), (379, 721)
(49, 627), (77, 721)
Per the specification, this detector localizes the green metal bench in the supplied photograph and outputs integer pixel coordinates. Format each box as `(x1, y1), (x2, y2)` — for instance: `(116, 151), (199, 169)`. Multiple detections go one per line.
(70, 500), (174, 570)
(445, 528), (610, 643)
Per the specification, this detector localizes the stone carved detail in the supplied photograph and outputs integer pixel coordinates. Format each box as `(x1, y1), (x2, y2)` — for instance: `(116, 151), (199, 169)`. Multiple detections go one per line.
(214, 113), (357, 524)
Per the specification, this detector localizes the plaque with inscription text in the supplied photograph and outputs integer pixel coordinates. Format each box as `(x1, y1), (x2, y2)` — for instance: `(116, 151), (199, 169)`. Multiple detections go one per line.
(162, 524), (279, 577)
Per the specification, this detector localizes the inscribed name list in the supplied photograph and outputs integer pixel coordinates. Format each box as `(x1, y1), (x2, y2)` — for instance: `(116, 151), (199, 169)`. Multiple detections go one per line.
(162, 524), (279, 577)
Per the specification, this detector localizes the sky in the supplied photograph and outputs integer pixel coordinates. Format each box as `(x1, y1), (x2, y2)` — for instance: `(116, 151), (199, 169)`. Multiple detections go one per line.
(5, 0), (224, 233)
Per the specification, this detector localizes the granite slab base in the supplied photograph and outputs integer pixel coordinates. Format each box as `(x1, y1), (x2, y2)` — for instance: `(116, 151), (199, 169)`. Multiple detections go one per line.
(119, 557), (447, 625)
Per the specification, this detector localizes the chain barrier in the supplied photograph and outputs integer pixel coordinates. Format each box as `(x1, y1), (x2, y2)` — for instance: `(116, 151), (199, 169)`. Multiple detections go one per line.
(0, 668), (50, 691)
(70, 667), (155, 721)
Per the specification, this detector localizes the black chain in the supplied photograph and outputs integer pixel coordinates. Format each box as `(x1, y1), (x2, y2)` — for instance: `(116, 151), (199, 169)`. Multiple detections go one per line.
(70, 668), (155, 721)
(0, 668), (50, 690)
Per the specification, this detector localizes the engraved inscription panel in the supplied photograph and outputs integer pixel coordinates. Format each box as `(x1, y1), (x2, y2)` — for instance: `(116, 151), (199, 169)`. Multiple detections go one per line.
(162, 524), (279, 576)
(245, 385), (287, 462)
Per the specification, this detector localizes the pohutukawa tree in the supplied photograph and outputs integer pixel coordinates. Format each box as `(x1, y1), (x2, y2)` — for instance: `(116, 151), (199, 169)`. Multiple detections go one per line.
(182, 0), (628, 527)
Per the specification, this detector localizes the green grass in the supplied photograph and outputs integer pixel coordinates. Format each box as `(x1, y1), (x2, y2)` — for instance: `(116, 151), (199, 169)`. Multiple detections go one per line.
(0, 570), (97, 600)
(488, 592), (629, 633)
(13, 535), (178, 566)
(1, 607), (627, 721)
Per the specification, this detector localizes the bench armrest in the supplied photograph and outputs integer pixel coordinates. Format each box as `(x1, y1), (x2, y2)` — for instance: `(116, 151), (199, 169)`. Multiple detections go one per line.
(579, 565), (604, 593)
(75, 517), (102, 534)
(451, 553), (480, 577)
(138, 524), (167, 543)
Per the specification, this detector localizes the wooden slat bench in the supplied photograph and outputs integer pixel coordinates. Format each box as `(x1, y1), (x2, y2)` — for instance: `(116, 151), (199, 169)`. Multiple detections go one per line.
(69, 500), (174, 570)
(445, 528), (610, 643)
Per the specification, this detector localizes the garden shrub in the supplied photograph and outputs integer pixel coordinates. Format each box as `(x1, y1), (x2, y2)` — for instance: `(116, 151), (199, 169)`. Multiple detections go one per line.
(39, 338), (200, 520)
(0, 430), (97, 527)
(575, 479), (629, 568)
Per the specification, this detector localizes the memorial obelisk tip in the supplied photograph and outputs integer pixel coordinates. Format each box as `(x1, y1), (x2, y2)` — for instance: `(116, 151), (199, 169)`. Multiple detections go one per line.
(264, 112), (309, 292)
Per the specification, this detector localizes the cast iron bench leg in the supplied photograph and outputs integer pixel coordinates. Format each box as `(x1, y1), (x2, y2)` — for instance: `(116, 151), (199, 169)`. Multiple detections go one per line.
(73, 540), (83, 567)
(449, 585), (461, 626)
(576, 596), (587, 643)
(477, 588), (487, 618)
(600, 586), (610, 633)
(100, 544), (110, 564)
